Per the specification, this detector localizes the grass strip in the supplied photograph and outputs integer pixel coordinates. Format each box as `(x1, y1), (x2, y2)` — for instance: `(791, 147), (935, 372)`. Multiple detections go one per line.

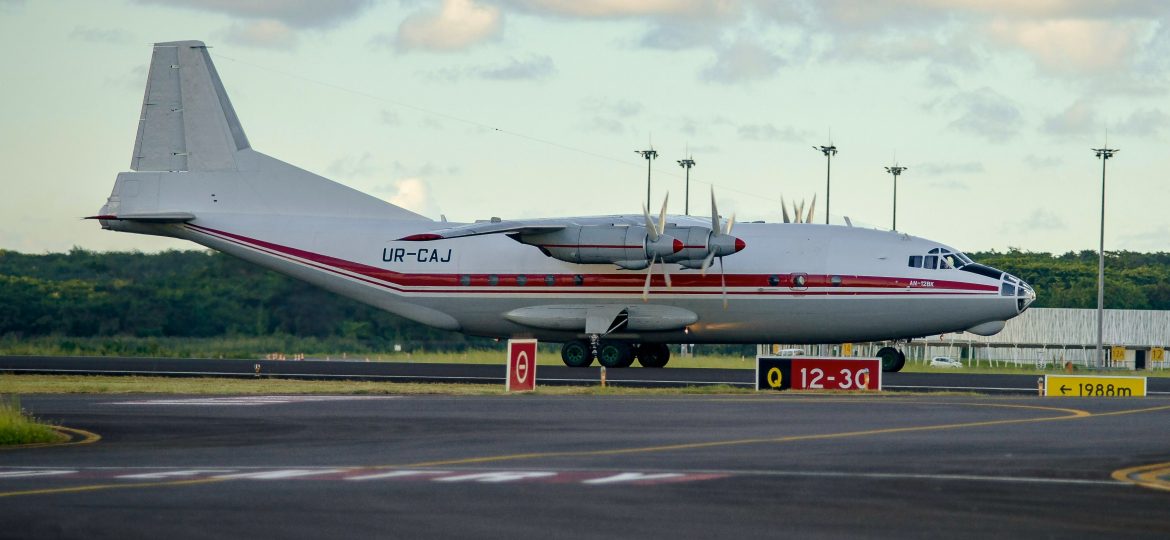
(0, 396), (68, 445)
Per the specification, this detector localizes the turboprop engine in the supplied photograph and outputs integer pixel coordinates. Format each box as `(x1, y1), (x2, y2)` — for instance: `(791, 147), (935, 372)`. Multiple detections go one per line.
(516, 226), (682, 270)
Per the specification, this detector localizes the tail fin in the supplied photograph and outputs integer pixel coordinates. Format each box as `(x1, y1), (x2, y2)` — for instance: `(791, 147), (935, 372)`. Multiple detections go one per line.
(132, 40), (249, 172)
(101, 40), (429, 225)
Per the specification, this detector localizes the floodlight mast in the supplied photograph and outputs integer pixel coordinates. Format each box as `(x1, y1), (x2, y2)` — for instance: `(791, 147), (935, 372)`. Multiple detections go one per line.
(814, 144), (838, 224)
(1092, 146), (1118, 369)
(884, 164), (908, 231)
(636, 149), (659, 208)
(678, 157), (696, 215)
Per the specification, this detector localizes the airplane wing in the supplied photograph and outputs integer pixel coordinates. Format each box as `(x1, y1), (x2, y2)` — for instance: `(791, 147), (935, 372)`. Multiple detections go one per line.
(397, 220), (567, 241)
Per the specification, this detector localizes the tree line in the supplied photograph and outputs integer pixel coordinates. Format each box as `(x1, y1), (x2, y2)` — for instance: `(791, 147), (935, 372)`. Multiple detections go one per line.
(1, 248), (1168, 348)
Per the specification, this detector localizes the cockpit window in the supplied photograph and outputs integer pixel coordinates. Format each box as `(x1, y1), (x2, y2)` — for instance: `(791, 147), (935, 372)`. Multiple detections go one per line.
(909, 248), (971, 270)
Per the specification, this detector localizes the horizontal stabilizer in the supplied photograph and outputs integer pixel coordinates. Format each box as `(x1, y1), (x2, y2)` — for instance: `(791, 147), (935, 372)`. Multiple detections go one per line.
(87, 211), (195, 223)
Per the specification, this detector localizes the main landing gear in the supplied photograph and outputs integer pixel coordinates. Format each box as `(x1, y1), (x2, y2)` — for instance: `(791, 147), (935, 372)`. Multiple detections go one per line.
(560, 340), (671, 368)
(876, 346), (906, 373)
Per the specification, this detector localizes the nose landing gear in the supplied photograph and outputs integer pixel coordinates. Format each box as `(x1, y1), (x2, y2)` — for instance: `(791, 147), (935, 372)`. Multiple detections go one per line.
(876, 346), (906, 372)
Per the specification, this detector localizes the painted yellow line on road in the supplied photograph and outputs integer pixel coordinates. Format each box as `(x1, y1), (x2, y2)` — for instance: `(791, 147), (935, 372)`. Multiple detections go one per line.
(0, 426), (101, 451)
(0, 477), (226, 498)
(1111, 461), (1170, 492)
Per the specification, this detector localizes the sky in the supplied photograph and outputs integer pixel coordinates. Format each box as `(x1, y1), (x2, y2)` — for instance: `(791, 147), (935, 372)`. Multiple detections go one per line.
(1, 0), (1168, 255)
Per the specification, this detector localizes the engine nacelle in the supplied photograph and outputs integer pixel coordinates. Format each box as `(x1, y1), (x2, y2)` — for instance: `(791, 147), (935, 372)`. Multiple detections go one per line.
(517, 225), (681, 266)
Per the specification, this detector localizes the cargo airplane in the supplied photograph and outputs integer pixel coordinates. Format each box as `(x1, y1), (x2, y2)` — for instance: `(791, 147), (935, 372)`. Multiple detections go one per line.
(92, 41), (1035, 372)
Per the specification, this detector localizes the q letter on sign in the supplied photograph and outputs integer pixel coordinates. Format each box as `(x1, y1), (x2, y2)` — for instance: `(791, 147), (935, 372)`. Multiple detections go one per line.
(507, 339), (538, 392)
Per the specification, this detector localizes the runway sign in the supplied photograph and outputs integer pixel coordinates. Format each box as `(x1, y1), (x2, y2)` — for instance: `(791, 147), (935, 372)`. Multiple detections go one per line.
(1044, 375), (1146, 397)
(506, 339), (538, 392)
(756, 357), (881, 392)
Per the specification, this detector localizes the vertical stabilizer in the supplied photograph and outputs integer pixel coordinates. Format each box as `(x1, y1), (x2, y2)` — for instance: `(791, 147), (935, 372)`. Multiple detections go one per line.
(131, 40), (250, 172)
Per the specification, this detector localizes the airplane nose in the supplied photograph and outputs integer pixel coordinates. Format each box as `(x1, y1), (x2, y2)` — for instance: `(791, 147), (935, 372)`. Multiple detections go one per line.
(1015, 276), (1036, 312)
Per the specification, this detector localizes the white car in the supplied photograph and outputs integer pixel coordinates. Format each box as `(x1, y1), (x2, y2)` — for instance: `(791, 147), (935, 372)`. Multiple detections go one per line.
(930, 356), (963, 368)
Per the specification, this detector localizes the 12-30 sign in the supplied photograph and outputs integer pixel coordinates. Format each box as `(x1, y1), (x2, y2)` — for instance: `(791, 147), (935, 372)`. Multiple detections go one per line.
(756, 357), (882, 392)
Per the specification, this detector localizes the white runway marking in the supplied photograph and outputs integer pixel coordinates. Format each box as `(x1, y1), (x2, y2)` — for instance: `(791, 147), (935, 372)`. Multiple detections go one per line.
(106, 395), (403, 406)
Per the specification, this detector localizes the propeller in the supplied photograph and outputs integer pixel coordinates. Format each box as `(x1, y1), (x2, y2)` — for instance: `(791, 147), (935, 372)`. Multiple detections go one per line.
(701, 189), (745, 309)
(641, 194), (676, 301)
(782, 195), (817, 224)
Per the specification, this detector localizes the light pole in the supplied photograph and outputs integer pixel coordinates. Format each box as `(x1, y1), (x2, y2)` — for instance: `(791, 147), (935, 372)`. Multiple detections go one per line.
(1092, 146), (1118, 369)
(885, 164), (907, 231)
(636, 148), (658, 208)
(814, 144), (837, 224)
(677, 157), (695, 215)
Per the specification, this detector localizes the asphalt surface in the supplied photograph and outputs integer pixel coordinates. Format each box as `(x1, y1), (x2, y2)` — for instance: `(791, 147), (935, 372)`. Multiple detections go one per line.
(3, 393), (1170, 538)
(7, 355), (1169, 394)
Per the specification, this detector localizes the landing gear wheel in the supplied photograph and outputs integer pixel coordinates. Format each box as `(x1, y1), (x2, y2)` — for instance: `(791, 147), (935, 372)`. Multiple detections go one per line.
(561, 340), (594, 367)
(597, 341), (635, 368)
(636, 343), (671, 368)
(877, 346), (906, 372)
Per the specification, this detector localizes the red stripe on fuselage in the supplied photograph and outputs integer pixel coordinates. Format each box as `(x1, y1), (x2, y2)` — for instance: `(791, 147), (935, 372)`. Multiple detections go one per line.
(183, 224), (999, 296)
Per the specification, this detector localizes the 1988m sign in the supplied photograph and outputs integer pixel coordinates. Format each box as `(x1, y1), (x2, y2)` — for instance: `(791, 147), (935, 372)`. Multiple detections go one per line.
(756, 357), (882, 392)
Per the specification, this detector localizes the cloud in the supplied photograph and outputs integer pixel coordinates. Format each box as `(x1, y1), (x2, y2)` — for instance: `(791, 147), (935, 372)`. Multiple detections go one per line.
(218, 19), (299, 49)
(638, 20), (725, 50)
(946, 88), (1023, 141)
(1113, 108), (1170, 137)
(1024, 154), (1063, 169)
(1010, 208), (1066, 232)
(327, 152), (379, 179)
(478, 55), (557, 80)
(503, 0), (736, 19)
(581, 97), (643, 117)
(135, 0), (374, 28)
(69, 27), (133, 44)
(1043, 98), (1101, 136)
(0, 0), (25, 13)
(701, 37), (785, 84)
(986, 18), (1144, 75)
(380, 110), (401, 126)
(377, 178), (440, 216)
(736, 123), (810, 142)
(1120, 224), (1170, 251)
(917, 162), (985, 175)
(394, 0), (502, 52)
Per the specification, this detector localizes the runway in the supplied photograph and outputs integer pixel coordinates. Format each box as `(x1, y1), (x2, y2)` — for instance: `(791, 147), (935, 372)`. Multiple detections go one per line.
(4, 393), (1170, 538)
(7, 355), (1168, 394)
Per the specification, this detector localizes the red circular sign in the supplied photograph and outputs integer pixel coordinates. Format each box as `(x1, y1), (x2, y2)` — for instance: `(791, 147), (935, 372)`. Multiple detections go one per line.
(516, 351), (530, 384)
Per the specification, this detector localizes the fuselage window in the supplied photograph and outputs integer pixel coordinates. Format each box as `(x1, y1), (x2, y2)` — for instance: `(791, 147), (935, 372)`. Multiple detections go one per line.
(792, 274), (807, 288)
(488, 274), (499, 286)
(516, 275), (527, 286)
(573, 274), (584, 286)
(768, 275), (780, 287)
(923, 255), (938, 269)
(545, 275), (556, 286)
(831, 275), (842, 286)
(908, 255), (923, 268)
(1001, 282), (1015, 296)
(459, 275), (471, 286)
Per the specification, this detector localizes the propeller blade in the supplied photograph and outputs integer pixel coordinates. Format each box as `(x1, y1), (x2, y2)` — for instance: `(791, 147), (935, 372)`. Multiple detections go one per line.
(699, 250), (716, 276)
(642, 257), (654, 301)
(720, 257), (728, 310)
(642, 203), (659, 242)
(781, 196), (791, 224)
(661, 258), (672, 288)
(709, 188), (720, 234)
(796, 200), (805, 224)
(657, 193), (669, 236)
(725, 213), (736, 235)
(806, 194), (816, 224)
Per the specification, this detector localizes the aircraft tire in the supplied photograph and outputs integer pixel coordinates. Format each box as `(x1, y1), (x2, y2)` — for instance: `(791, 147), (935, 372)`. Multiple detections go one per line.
(561, 341), (594, 367)
(636, 343), (671, 368)
(877, 346), (906, 373)
(597, 341), (635, 368)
